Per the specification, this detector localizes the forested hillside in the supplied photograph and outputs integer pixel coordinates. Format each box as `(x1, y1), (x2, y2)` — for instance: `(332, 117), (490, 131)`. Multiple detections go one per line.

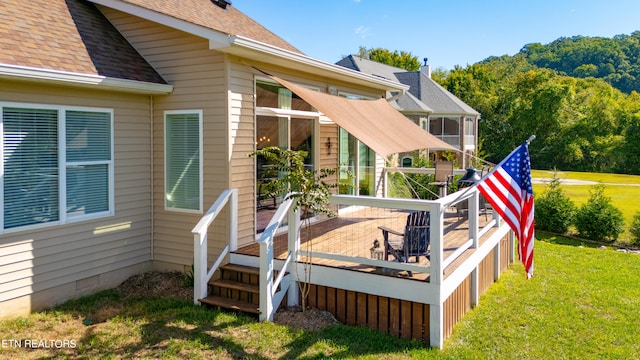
(433, 32), (640, 175)
(517, 32), (640, 94)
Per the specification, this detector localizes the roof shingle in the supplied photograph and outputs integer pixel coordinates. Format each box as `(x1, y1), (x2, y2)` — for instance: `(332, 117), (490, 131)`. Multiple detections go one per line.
(116, 0), (301, 53)
(0, 0), (166, 83)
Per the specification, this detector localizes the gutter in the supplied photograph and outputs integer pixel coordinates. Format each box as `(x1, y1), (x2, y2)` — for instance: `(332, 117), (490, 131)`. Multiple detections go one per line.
(0, 64), (174, 94)
(225, 36), (408, 93)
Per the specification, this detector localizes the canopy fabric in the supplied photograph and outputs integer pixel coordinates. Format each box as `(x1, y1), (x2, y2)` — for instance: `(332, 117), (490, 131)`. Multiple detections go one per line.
(268, 75), (456, 158)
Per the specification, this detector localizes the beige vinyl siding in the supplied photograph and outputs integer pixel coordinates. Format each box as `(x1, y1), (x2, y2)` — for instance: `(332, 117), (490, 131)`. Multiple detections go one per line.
(319, 124), (339, 187)
(100, 7), (230, 268)
(0, 80), (152, 316)
(228, 62), (257, 246)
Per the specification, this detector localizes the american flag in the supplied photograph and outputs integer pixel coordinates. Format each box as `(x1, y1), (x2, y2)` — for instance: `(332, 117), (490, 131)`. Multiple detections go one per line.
(478, 142), (535, 278)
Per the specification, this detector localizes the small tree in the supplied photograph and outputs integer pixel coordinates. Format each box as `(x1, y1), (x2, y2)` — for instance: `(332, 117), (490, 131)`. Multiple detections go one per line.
(250, 147), (336, 311)
(574, 184), (624, 242)
(630, 212), (640, 245)
(535, 172), (576, 234)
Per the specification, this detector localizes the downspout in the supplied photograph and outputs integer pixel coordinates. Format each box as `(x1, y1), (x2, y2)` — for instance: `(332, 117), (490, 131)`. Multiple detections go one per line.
(385, 88), (405, 102)
(150, 95), (154, 262)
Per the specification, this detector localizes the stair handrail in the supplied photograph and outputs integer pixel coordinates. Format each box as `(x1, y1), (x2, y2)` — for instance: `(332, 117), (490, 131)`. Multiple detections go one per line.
(192, 188), (238, 305)
(258, 193), (299, 321)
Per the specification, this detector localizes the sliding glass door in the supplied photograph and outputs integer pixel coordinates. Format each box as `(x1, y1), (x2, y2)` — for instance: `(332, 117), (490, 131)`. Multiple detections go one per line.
(338, 128), (374, 196)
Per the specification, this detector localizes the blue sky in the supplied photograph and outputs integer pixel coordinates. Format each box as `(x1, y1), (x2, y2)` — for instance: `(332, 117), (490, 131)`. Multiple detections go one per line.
(232, 0), (640, 70)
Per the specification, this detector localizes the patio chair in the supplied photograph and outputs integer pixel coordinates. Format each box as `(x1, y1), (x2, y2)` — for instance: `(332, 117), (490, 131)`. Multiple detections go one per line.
(432, 161), (454, 197)
(456, 199), (469, 220)
(378, 211), (430, 275)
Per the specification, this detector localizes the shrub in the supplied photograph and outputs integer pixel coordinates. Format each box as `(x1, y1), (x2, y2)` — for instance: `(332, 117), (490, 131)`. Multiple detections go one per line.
(631, 212), (640, 245)
(535, 172), (576, 234)
(574, 184), (625, 242)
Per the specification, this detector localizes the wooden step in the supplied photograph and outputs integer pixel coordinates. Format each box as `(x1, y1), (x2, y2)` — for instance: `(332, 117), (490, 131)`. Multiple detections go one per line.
(220, 263), (260, 276)
(199, 295), (259, 314)
(210, 278), (259, 293)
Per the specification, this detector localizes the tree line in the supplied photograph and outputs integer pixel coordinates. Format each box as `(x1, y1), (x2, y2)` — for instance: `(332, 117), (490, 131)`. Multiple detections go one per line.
(436, 59), (640, 174)
(357, 42), (640, 174)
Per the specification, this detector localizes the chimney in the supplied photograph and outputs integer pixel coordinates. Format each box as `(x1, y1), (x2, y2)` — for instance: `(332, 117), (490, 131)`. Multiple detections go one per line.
(421, 57), (431, 78)
(211, 0), (231, 9)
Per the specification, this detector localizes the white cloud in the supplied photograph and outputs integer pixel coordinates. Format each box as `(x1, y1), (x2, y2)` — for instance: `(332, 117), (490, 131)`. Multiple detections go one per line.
(355, 25), (372, 39)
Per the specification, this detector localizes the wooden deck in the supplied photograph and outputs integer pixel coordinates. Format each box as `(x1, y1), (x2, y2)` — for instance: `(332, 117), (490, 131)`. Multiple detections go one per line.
(235, 206), (497, 281)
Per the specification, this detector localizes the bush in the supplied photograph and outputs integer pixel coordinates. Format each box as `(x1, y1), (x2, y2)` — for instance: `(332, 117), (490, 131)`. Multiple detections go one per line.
(631, 212), (640, 245)
(535, 173), (576, 234)
(574, 184), (625, 242)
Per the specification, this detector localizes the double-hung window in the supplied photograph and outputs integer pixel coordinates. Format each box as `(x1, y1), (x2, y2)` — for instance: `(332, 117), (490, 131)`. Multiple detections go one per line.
(1, 104), (114, 231)
(164, 110), (202, 212)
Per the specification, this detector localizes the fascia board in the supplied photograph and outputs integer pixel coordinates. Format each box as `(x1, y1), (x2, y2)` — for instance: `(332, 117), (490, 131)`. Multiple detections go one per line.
(0, 64), (174, 94)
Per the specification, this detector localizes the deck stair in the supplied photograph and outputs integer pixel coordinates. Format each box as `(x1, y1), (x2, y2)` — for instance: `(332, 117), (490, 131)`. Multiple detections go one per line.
(199, 264), (261, 314)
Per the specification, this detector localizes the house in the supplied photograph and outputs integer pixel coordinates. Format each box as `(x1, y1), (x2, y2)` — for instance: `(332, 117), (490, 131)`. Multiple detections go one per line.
(0, 0), (433, 317)
(1, 0), (513, 348)
(336, 55), (481, 168)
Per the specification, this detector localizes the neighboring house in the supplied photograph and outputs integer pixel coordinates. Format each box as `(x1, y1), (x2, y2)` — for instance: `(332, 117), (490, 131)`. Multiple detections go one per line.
(0, 0), (434, 318)
(336, 55), (481, 168)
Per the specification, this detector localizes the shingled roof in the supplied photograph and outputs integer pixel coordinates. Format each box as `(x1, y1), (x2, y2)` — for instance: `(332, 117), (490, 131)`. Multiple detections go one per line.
(113, 0), (301, 54)
(336, 55), (479, 116)
(0, 0), (302, 85)
(0, 0), (166, 84)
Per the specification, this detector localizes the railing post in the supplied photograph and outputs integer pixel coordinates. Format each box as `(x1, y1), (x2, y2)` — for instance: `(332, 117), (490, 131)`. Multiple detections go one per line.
(229, 189), (238, 251)
(469, 190), (479, 249)
(259, 239), (274, 321)
(193, 231), (208, 304)
(429, 202), (445, 348)
(287, 202), (300, 307)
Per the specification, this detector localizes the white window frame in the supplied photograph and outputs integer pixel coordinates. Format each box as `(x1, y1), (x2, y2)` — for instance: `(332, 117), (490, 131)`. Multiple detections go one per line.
(0, 102), (115, 233)
(164, 110), (203, 213)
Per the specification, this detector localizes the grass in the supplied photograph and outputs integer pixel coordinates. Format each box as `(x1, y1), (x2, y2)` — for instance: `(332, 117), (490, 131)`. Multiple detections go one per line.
(531, 169), (640, 185)
(531, 170), (640, 243)
(2, 236), (639, 359)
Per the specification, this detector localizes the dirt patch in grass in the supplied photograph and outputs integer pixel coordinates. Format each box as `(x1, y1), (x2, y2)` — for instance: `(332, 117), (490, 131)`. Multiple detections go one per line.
(117, 271), (339, 331)
(273, 306), (339, 331)
(117, 271), (193, 302)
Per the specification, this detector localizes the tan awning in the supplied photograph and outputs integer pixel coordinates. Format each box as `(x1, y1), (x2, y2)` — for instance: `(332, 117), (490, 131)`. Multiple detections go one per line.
(269, 75), (455, 158)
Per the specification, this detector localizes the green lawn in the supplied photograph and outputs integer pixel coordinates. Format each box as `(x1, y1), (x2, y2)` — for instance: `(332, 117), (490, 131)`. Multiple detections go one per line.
(531, 170), (640, 243)
(531, 169), (640, 185)
(2, 236), (639, 359)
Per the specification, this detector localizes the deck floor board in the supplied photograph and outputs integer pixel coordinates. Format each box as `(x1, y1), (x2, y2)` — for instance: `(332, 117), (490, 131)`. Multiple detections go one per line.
(236, 207), (498, 281)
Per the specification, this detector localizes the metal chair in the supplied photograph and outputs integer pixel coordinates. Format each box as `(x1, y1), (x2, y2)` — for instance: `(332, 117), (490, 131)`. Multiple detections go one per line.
(432, 161), (454, 197)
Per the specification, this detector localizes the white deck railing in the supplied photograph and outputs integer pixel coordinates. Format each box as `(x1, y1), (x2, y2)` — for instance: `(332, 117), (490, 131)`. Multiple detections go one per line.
(257, 194), (299, 321)
(191, 189), (238, 305)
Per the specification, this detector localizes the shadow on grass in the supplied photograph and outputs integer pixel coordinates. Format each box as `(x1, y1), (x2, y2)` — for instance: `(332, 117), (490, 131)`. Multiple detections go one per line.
(536, 231), (608, 249)
(53, 290), (266, 359)
(279, 324), (432, 359)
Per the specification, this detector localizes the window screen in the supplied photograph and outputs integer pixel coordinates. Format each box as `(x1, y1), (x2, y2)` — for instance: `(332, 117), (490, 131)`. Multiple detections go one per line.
(165, 112), (201, 211)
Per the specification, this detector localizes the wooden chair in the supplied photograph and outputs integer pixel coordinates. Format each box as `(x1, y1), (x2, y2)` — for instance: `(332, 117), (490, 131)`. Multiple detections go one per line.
(432, 161), (454, 197)
(378, 211), (430, 275)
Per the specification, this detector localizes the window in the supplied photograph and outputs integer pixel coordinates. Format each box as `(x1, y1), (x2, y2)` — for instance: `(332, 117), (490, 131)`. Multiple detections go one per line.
(428, 116), (461, 148)
(1, 104), (113, 231)
(165, 111), (202, 212)
(256, 80), (312, 111)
